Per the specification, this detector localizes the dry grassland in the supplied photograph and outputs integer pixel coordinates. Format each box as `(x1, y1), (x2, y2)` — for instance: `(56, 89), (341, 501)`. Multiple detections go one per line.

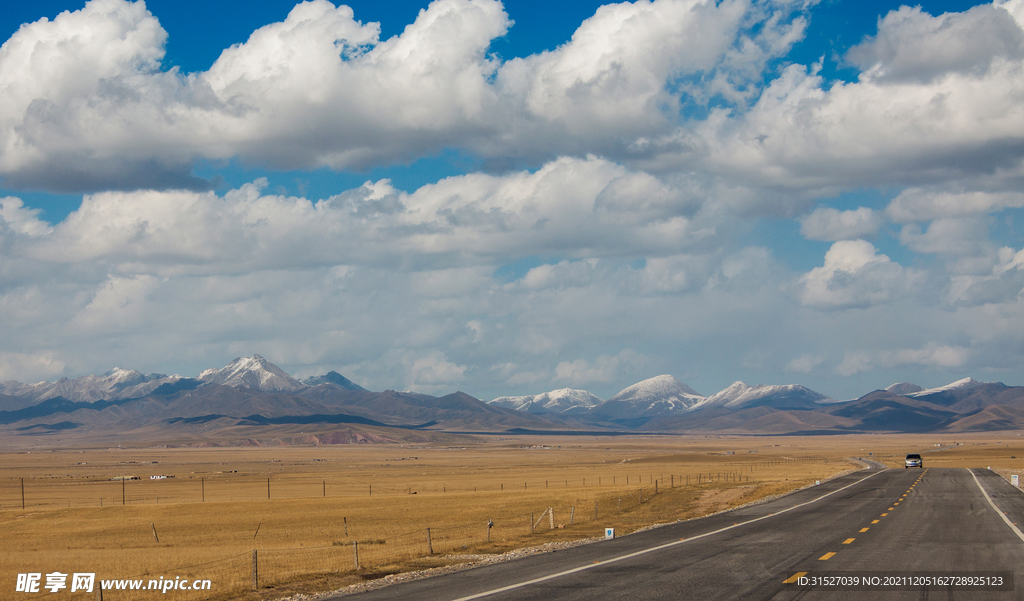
(2, 432), (1021, 600)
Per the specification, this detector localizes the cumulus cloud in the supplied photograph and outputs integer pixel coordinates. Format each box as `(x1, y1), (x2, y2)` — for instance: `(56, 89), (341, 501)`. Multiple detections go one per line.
(407, 351), (467, 387)
(836, 344), (969, 376)
(3, 157), (709, 276)
(799, 240), (921, 308)
(0, 161), (730, 394)
(5, 0), (1024, 397)
(0, 351), (66, 382)
(846, 4), (1024, 84)
(886, 188), (1024, 222)
(697, 1), (1024, 197)
(799, 207), (882, 241)
(898, 217), (991, 257)
(785, 353), (823, 373)
(947, 245), (1024, 305)
(554, 350), (642, 386)
(0, 0), (814, 192)
(0, 0), (507, 190)
(0, 197), (51, 236)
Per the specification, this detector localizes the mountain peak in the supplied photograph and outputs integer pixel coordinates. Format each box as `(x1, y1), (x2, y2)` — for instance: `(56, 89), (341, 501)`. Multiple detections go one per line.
(596, 375), (705, 417)
(885, 382), (924, 395)
(909, 377), (989, 397)
(694, 381), (831, 410)
(302, 371), (367, 391)
(200, 355), (305, 392)
(488, 388), (603, 414)
(610, 375), (703, 402)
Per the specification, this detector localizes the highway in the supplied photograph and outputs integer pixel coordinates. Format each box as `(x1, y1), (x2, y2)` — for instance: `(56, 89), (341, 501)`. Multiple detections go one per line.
(339, 466), (1024, 600)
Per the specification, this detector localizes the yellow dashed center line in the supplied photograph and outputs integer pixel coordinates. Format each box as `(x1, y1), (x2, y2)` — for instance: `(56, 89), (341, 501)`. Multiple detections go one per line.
(790, 474), (921, 576)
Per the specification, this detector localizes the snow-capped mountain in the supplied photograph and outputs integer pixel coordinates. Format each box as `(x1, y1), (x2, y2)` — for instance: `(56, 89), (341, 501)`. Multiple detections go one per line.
(907, 377), (986, 397)
(595, 375), (704, 418)
(489, 388), (604, 414)
(691, 381), (833, 411)
(302, 371), (366, 391)
(199, 355), (305, 392)
(885, 382), (924, 395)
(0, 368), (178, 404)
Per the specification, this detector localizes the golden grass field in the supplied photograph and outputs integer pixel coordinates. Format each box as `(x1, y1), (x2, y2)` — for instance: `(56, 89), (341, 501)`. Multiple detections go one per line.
(2, 432), (1023, 600)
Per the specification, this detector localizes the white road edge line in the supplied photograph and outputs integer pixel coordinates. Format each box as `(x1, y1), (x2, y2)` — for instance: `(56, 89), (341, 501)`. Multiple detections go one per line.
(969, 469), (1024, 543)
(450, 469), (886, 601)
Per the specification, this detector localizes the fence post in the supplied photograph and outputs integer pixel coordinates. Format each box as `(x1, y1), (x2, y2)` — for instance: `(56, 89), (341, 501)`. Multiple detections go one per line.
(549, 507), (554, 530)
(344, 517), (348, 538)
(22, 478), (26, 510)
(569, 507), (575, 525)
(427, 528), (433, 554)
(530, 513), (534, 533)
(202, 478), (205, 502)
(655, 480), (658, 494)
(151, 523), (159, 543)
(95, 582), (103, 601)
(251, 550), (258, 590)
(268, 478), (271, 500)
(353, 541), (359, 569)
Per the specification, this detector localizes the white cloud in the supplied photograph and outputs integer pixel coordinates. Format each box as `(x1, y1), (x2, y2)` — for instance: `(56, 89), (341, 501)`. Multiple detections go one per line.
(0, 351), (65, 382)
(0, 0), (814, 192)
(699, 2), (1024, 196)
(5, 0), (1024, 400)
(407, 351), (467, 387)
(837, 344), (969, 376)
(898, 217), (990, 258)
(12, 157), (710, 274)
(799, 240), (921, 308)
(554, 350), (642, 386)
(785, 353), (823, 373)
(886, 188), (1024, 222)
(799, 207), (882, 241)
(947, 245), (1024, 304)
(846, 4), (1024, 84)
(71, 274), (161, 332)
(0, 197), (51, 236)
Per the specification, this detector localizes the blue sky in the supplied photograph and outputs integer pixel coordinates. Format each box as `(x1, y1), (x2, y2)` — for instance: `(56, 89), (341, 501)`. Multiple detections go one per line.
(1, 0), (1023, 401)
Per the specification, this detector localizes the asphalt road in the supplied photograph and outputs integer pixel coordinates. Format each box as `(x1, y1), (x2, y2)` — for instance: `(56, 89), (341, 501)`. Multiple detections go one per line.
(339, 465), (1024, 600)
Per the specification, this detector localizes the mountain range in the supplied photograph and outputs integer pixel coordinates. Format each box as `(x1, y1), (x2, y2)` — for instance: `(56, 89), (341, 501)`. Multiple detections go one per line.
(2, 357), (1024, 446)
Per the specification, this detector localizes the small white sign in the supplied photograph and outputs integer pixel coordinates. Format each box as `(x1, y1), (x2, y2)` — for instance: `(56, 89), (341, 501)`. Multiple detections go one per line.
(815, 480), (820, 486)
(604, 528), (615, 539)
(1012, 475), (1019, 488)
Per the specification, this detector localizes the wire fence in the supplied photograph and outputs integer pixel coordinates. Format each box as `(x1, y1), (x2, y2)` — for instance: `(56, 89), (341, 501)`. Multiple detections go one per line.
(0, 455), (825, 511)
(7, 456), (830, 600)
